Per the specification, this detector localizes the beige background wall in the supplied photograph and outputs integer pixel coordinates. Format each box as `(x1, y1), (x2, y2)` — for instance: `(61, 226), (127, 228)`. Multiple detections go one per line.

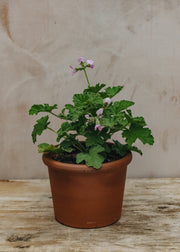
(0, 0), (180, 179)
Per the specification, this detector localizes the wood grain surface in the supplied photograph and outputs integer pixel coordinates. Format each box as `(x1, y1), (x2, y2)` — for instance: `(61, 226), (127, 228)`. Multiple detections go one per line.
(0, 179), (179, 251)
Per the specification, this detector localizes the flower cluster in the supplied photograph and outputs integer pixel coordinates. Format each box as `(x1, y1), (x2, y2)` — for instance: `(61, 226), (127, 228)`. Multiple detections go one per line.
(70, 57), (94, 75)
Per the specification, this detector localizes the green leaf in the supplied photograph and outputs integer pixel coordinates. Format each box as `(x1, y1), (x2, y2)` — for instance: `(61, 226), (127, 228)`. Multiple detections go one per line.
(100, 128), (111, 141)
(90, 145), (105, 154)
(112, 140), (129, 157)
(126, 109), (132, 116)
(85, 132), (104, 147)
(70, 109), (83, 122)
(84, 83), (106, 93)
(100, 86), (123, 98)
(60, 139), (75, 153)
(86, 93), (103, 106)
(122, 125), (154, 146)
(57, 122), (73, 142)
(102, 142), (111, 153)
(76, 145), (105, 169)
(101, 113), (128, 130)
(132, 116), (147, 127)
(38, 143), (49, 152)
(58, 108), (66, 119)
(112, 140), (143, 156)
(31, 116), (50, 143)
(29, 104), (58, 115)
(38, 143), (59, 153)
(73, 93), (88, 107)
(101, 117), (115, 128)
(65, 104), (84, 122)
(128, 145), (142, 155)
(111, 100), (134, 113)
(65, 104), (74, 110)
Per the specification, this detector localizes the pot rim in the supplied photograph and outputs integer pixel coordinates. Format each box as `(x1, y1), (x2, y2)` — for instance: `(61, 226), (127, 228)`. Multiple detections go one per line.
(42, 152), (132, 173)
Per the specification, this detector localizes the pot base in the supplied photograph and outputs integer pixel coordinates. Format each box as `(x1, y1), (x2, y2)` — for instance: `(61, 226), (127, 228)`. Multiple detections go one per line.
(55, 217), (120, 229)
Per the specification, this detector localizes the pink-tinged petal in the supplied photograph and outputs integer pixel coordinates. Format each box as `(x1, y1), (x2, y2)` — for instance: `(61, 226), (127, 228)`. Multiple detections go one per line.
(69, 65), (74, 69)
(72, 70), (76, 75)
(90, 64), (94, 68)
(94, 125), (98, 131)
(78, 57), (85, 63)
(104, 97), (111, 104)
(86, 60), (94, 66)
(85, 114), (90, 119)
(96, 108), (103, 116)
(94, 124), (102, 131)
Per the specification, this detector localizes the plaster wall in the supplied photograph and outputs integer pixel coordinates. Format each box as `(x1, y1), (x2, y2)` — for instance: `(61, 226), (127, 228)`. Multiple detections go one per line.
(0, 0), (180, 178)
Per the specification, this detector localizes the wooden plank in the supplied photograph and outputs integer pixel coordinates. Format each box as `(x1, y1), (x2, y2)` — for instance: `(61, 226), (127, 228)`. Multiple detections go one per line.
(0, 179), (179, 252)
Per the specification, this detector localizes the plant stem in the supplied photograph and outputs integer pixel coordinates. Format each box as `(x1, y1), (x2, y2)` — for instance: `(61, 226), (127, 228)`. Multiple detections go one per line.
(73, 144), (83, 152)
(47, 127), (58, 134)
(83, 68), (90, 87)
(76, 141), (87, 152)
(50, 112), (60, 118)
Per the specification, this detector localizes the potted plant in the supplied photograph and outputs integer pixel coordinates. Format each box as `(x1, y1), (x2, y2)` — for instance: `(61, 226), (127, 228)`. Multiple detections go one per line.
(29, 57), (154, 228)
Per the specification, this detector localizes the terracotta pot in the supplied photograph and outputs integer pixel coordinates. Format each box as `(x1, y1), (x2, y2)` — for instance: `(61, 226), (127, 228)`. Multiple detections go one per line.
(42, 152), (132, 228)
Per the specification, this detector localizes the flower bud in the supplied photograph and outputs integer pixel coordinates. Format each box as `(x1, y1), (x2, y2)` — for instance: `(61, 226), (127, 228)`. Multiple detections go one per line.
(69, 65), (76, 75)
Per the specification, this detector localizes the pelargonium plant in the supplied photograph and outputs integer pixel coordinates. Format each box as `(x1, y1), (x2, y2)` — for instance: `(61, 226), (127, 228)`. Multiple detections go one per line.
(29, 57), (154, 169)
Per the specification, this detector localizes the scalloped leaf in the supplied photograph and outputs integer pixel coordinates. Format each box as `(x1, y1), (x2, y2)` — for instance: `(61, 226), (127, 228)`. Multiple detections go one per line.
(38, 143), (59, 153)
(111, 100), (134, 113)
(29, 104), (58, 115)
(100, 86), (123, 98)
(84, 83), (106, 93)
(32, 116), (50, 143)
(76, 145), (105, 169)
(122, 125), (154, 146)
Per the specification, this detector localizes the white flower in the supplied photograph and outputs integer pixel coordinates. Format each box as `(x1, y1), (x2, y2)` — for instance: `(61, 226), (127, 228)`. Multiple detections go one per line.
(85, 114), (90, 119)
(104, 97), (111, 105)
(86, 59), (94, 65)
(78, 57), (85, 63)
(86, 59), (94, 68)
(96, 108), (103, 117)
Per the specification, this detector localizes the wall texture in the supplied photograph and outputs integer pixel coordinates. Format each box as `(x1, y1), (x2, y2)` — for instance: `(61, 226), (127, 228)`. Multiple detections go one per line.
(0, 0), (180, 178)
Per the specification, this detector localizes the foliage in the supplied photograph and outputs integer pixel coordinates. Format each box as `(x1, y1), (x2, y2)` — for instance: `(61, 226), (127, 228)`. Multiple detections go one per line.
(29, 57), (154, 169)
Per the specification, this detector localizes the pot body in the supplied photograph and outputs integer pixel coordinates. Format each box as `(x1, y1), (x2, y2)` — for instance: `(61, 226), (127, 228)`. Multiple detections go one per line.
(43, 152), (132, 228)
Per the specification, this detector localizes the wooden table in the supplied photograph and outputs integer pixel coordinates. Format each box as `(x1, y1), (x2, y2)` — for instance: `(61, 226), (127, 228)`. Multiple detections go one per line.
(0, 179), (179, 252)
